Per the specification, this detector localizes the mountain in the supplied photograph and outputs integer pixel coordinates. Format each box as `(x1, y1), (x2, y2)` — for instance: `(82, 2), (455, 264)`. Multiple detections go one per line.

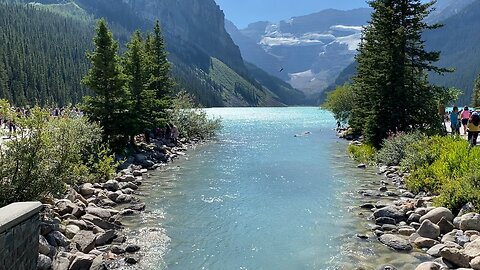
(426, 0), (475, 23)
(0, 0), (305, 107)
(226, 8), (372, 99)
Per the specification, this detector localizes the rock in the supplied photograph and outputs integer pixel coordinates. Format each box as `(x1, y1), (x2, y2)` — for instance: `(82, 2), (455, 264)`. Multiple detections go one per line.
(376, 217), (397, 225)
(126, 244), (140, 253)
(107, 191), (121, 202)
(401, 192), (415, 198)
(52, 252), (74, 270)
(115, 194), (133, 203)
(133, 170), (143, 176)
(39, 235), (51, 255)
(420, 207), (454, 224)
(442, 231), (457, 243)
(124, 182), (138, 190)
(38, 254), (53, 270)
(437, 217), (455, 235)
(120, 209), (135, 216)
(55, 199), (77, 216)
(103, 180), (120, 192)
(456, 232), (470, 247)
(460, 213), (480, 231)
(79, 183), (95, 196)
(125, 256), (138, 264)
(66, 219), (88, 230)
(49, 231), (70, 247)
(414, 237), (440, 249)
(464, 238), (480, 257)
(408, 213), (422, 224)
(110, 245), (126, 254)
(69, 253), (94, 270)
(357, 163), (367, 168)
(458, 202), (476, 217)
(65, 225), (80, 239)
(126, 203), (146, 211)
(399, 226), (416, 236)
(379, 234), (412, 251)
(415, 262), (442, 270)
(374, 206), (406, 223)
(85, 207), (113, 219)
(72, 230), (96, 253)
(471, 256), (480, 270)
(95, 230), (116, 246)
(382, 224), (398, 231)
(82, 214), (118, 230)
(427, 244), (446, 257)
(122, 188), (135, 194)
(439, 248), (470, 268)
(417, 220), (441, 239)
(89, 255), (107, 270)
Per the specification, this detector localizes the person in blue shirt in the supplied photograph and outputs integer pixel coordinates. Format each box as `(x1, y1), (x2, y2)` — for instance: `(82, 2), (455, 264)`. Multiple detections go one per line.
(450, 106), (460, 135)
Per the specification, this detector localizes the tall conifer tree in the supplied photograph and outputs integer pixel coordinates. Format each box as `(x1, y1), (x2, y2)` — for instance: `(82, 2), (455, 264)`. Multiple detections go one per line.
(472, 74), (480, 107)
(82, 19), (129, 145)
(351, 0), (449, 147)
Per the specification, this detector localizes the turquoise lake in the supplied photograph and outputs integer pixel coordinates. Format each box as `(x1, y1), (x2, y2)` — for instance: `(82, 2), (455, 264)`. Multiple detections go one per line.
(124, 107), (427, 270)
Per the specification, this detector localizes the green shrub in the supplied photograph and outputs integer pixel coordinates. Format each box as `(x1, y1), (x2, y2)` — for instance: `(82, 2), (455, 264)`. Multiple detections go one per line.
(376, 132), (424, 166)
(167, 91), (221, 140)
(322, 84), (355, 124)
(0, 100), (116, 207)
(347, 144), (377, 164)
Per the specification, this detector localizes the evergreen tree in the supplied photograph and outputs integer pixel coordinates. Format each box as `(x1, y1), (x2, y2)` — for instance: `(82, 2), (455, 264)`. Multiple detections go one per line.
(145, 20), (174, 109)
(350, 0), (449, 147)
(124, 30), (160, 143)
(82, 19), (129, 146)
(472, 73), (480, 107)
(0, 60), (10, 100)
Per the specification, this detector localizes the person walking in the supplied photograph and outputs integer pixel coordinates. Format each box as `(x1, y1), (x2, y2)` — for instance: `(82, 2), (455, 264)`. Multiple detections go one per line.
(461, 106), (471, 136)
(467, 112), (480, 146)
(450, 106), (460, 135)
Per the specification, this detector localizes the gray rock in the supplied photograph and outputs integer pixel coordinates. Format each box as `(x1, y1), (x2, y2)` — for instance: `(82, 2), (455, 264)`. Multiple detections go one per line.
(408, 213), (422, 224)
(39, 235), (51, 255)
(95, 230), (116, 246)
(49, 231), (70, 247)
(52, 252), (74, 270)
(107, 191), (121, 202)
(82, 214), (118, 230)
(90, 255), (107, 270)
(103, 180), (120, 191)
(126, 203), (146, 211)
(111, 245), (126, 254)
(115, 194), (133, 203)
(374, 206), (406, 223)
(38, 254), (52, 270)
(72, 230), (96, 253)
(79, 183), (95, 196)
(442, 231), (457, 243)
(420, 207), (454, 224)
(415, 262), (442, 270)
(437, 217), (455, 235)
(85, 207), (113, 219)
(464, 238), (480, 258)
(126, 244), (140, 253)
(458, 202), (476, 217)
(55, 199), (77, 216)
(439, 248), (470, 268)
(470, 256), (480, 270)
(69, 253), (94, 270)
(414, 237), (439, 249)
(125, 256), (138, 264)
(379, 234), (412, 251)
(427, 244), (446, 257)
(460, 213), (480, 231)
(456, 232), (470, 247)
(376, 217), (397, 225)
(417, 220), (440, 239)
(382, 224), (398, 231)
(66, 219), (88, 230)
(399, 227), (416, 236)
(65, 225), (80, 239)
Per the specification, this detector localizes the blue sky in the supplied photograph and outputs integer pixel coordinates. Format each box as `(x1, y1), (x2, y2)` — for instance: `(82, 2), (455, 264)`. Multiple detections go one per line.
(214, 0), (370, 28)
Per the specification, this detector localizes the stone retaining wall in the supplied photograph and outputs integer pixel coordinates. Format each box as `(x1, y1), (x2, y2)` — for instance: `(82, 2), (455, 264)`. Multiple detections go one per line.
(0, 202), (43, 270)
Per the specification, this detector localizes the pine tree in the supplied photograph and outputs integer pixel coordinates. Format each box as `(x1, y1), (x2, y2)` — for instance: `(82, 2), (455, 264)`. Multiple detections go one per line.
(0, 60), (10, 100)
(82, 19), (129, 146)
(124, 30), (160, 143)
(350, 0), (449, 147)
(472, 73), (480, 107)
(145, 21), (174, 109)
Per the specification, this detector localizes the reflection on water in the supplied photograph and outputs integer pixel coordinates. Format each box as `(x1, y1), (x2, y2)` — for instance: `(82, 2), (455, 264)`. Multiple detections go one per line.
(122, 108), (429, 270)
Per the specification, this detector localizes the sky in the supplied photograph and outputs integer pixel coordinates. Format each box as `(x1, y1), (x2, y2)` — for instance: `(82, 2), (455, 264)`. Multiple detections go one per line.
(214, 0), (370, 28)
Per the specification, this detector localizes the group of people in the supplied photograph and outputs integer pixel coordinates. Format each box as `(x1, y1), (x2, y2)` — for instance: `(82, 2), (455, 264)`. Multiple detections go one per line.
(153, 123), (179, 144)
(449, 106), (480, 146)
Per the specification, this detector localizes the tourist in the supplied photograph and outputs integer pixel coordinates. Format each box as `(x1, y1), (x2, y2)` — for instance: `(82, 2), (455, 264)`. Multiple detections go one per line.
(461, 106), (471, 136)
(171, 125), (179, 144)
(450, 106), (460, 135)
(467, 112), (480, 146)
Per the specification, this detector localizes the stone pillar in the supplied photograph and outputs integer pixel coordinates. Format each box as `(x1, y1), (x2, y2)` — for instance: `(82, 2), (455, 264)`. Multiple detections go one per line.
(0, 202), (43, 270)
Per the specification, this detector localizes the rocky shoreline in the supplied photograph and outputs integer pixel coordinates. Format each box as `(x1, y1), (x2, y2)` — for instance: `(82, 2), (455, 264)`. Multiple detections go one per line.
(37, 138), (202, 270)
(350, 140), (480, 270)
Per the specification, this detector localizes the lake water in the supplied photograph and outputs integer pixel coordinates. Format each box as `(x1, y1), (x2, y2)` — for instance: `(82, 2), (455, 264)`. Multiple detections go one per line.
(123, 107), (428, 270)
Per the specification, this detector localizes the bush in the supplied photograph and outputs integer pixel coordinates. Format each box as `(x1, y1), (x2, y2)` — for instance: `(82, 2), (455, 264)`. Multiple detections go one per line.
(347, 144), (377, 164)
(376, 132), (424, 166)
(0, 101), (116, 207)
(167, 91), (221, 140)
(322, 84), (355, 124)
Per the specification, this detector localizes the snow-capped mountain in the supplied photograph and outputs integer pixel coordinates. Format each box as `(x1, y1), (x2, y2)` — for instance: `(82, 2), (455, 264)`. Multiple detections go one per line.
(226, 8), (371, 96)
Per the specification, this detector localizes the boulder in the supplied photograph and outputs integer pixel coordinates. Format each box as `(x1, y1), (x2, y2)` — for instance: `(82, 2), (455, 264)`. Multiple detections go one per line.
(82, 214), (118, 230)
(460, 213), (480, 231)
(102, 180), (119, 192)
(72, 230), (96, 253)
(417, 220), (440, 239)
(464, 238), (480, 258)
(427, 244), (446, 257)
(79, 183), (95, 196)
(115, 194), (133, 204)
(69, 253), (95, 270)
(126, 244), (140, 253)
(126, 203), (145, 211)
(414, 237), (440, 249)
(458, 202), (476, 217)
(95, 230), (116, 246)
(110, 245), (126, 254)
(48, 231), (70, 247)
(38, 254), (52, 270)
(55, 199), (77, 216)
(39, 235), (51, 255)
(399, 226), (416, 236)
(66, 219), (88, 230)
(442, 231), (457, 243)
(439, 248), (470, 268)
(90, 255), (107, 270)
(415, 262), (442, 270)
(408, 213), (422, 224)
(471, 256), (480, 270)
(420, 207), (454, 224)
(437, 217), (455, 235)
(85, 207), (113, 219)
(65, 225), (80, 239)
(52, 252), (74, 270)
(125, 256), (138, 264)
(379, 234), (412, 251)
(374, 206), (406, 223)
